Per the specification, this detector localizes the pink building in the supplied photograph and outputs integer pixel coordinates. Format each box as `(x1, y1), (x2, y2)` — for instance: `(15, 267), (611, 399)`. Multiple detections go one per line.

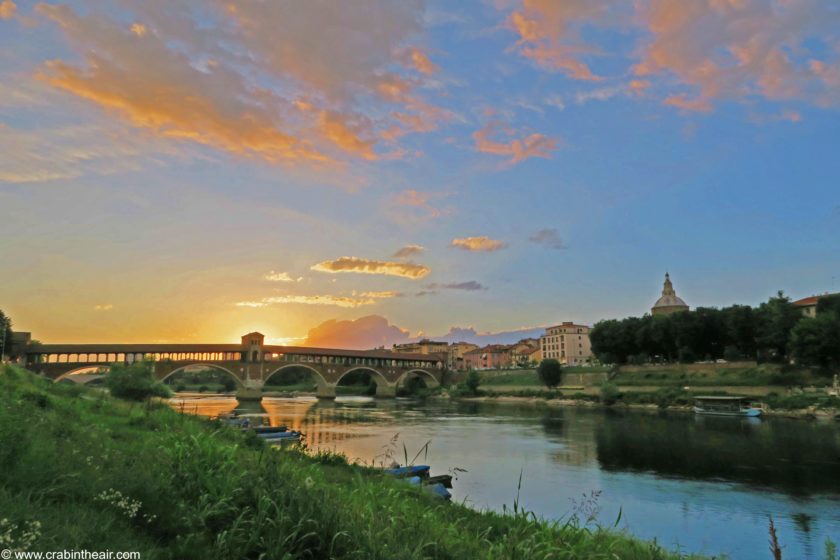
(463, 345), (511, 370)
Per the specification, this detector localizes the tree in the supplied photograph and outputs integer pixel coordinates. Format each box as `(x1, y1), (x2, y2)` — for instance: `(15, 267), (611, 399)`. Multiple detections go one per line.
(756, 292), (802, 362)
(537, 359), (563, 388)
(464, 370), (481, 395)
(789, 313), (840, 368)
(816, 294), (840, 315)
(0, 309), (13, 361)
(105, 361), (171, 401)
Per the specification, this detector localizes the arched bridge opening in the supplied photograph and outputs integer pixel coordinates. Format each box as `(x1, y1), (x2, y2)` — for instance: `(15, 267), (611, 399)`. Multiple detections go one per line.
(159, 364), (244, 394)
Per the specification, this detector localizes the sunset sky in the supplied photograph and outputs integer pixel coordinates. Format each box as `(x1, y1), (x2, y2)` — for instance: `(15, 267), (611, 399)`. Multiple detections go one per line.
(1, 0), (839, 348)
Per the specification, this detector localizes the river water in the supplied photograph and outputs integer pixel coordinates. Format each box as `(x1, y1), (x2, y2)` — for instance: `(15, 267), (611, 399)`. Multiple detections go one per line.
(169, 396), (840, 559)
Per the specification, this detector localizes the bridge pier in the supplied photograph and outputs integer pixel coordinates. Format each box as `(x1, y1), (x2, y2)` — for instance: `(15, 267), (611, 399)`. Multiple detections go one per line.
(375, 383), (397, 398)
(316, 384), (337, 399)
(236, 387), (263, 400)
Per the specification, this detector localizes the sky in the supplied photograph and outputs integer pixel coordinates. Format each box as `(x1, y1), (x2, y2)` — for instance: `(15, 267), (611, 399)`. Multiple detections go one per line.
(1, 0), (839, 348)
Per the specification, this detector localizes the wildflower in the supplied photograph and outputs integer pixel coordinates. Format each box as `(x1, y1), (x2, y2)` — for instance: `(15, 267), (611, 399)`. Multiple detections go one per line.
(304, 476), (315, 489)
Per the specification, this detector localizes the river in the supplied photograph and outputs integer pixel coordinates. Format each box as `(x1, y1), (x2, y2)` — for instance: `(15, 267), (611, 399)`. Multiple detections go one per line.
(169, 395), (840, 559)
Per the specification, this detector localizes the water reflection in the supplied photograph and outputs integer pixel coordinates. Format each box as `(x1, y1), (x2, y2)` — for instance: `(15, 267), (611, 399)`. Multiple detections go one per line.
(594, 410), (840, 495)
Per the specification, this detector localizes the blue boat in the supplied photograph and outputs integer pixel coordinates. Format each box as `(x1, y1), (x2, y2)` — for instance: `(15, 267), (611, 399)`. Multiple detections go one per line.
(424, 483), (452, 500)
(382, 465), (453, 500)
(258, 430), (302, 440)
(383, 465), (431, 477)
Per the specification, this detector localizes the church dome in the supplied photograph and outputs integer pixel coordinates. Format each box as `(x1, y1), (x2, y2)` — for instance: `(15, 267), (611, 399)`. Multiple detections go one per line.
(652, 273), (689, 315)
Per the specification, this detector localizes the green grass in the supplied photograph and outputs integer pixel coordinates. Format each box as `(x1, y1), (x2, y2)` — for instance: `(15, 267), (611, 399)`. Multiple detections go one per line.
(613, 364), (833, 388)
(262, 382), (317, 393)
(481, 366), (609, 387)
(0, 365), (719, 559)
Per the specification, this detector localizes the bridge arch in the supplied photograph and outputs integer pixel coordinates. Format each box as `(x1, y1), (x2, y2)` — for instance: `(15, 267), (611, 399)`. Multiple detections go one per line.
(265, 363), (330, 391)
(335, 366), (389, 387)
(158, 364), (244, 387)
(397, 368), (440, 389)
(53, 366), (110, 383)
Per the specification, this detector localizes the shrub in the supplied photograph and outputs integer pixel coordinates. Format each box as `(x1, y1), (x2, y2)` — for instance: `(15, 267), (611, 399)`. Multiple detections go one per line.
(600, 382), (621, 405)
(464, 370), (481, 395)
(537, 359), (563, 388)
(105, 361), (172, 401)
(220, 377), (236, 392)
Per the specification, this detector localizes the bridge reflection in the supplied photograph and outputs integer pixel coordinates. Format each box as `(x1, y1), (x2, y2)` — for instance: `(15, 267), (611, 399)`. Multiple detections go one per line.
(168, 396), (396, 456)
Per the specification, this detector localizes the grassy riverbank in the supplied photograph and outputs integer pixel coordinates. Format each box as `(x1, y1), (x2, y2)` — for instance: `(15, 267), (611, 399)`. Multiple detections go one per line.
(0, 365), (715, 559)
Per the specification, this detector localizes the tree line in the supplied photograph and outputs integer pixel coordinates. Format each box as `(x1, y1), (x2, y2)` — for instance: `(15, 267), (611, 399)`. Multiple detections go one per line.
(590, 292), (840, 369)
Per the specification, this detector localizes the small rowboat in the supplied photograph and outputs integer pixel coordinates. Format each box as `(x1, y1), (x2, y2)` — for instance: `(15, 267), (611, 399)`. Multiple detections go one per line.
(252, 425), (288, 434)
(258, 430), (302, 439)
(383, 465), (431, 477)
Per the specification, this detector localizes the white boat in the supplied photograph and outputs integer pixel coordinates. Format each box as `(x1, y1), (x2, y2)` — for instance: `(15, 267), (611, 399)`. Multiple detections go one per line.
(693, 396), (763, 417)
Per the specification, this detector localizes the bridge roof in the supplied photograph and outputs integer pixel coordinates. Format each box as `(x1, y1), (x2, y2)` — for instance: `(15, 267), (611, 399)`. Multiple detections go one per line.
(28, 343), (439, 362)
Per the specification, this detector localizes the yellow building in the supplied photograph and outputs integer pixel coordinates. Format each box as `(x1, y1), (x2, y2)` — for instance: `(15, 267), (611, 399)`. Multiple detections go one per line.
(447, 342), (479, 370)
(539, 322), (592, 366)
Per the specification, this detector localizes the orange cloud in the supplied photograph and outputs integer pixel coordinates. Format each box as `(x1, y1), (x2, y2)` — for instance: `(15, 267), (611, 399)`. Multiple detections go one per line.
(319, 111), (377, 160)
(635, 0), (840, 110)
(406, 48), (438, 75)
(473, 121), (557, 164)
(304, 315), (411, 349)
(311, 257), (430, 279)
(450, 236), (507, 252)
(37, 4), (327, 164)
(0, 0), (16, 20)
(506, 0), (616, 80)
(35, 1), (447, 166)
(502, 1), (840, 112)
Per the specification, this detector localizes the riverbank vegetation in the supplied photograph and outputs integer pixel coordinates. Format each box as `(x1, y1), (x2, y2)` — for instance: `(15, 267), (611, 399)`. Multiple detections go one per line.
(1, 364), (723, 559)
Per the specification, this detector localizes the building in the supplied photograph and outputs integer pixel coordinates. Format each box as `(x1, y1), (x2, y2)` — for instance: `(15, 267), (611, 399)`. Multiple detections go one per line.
(463, 345), (511, 370)
(518, 346), (542, 366)
(792, 293), (840, 317)
(509, 338), (541, 367)
(392, 339), (449, 355)
(651, 273), (689, 316)
(447, 342), (479, 370)
(539, 322), (592, 366)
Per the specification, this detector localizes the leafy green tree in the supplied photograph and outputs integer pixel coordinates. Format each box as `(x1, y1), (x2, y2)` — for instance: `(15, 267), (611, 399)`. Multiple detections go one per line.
(464, 370), (481, 395)
(722, 305), (757, 359)
(816, 294), (840, 315)
(105, 361), (171, 401)
(537, 359), (563, 388)
(756, 292), (802, 362)
(790, 313), (840, 368)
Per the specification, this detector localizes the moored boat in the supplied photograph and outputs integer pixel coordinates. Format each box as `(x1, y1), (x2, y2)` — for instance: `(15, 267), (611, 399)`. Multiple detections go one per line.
(693, 396), (763, 417)
(252, 425), (288, 434)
